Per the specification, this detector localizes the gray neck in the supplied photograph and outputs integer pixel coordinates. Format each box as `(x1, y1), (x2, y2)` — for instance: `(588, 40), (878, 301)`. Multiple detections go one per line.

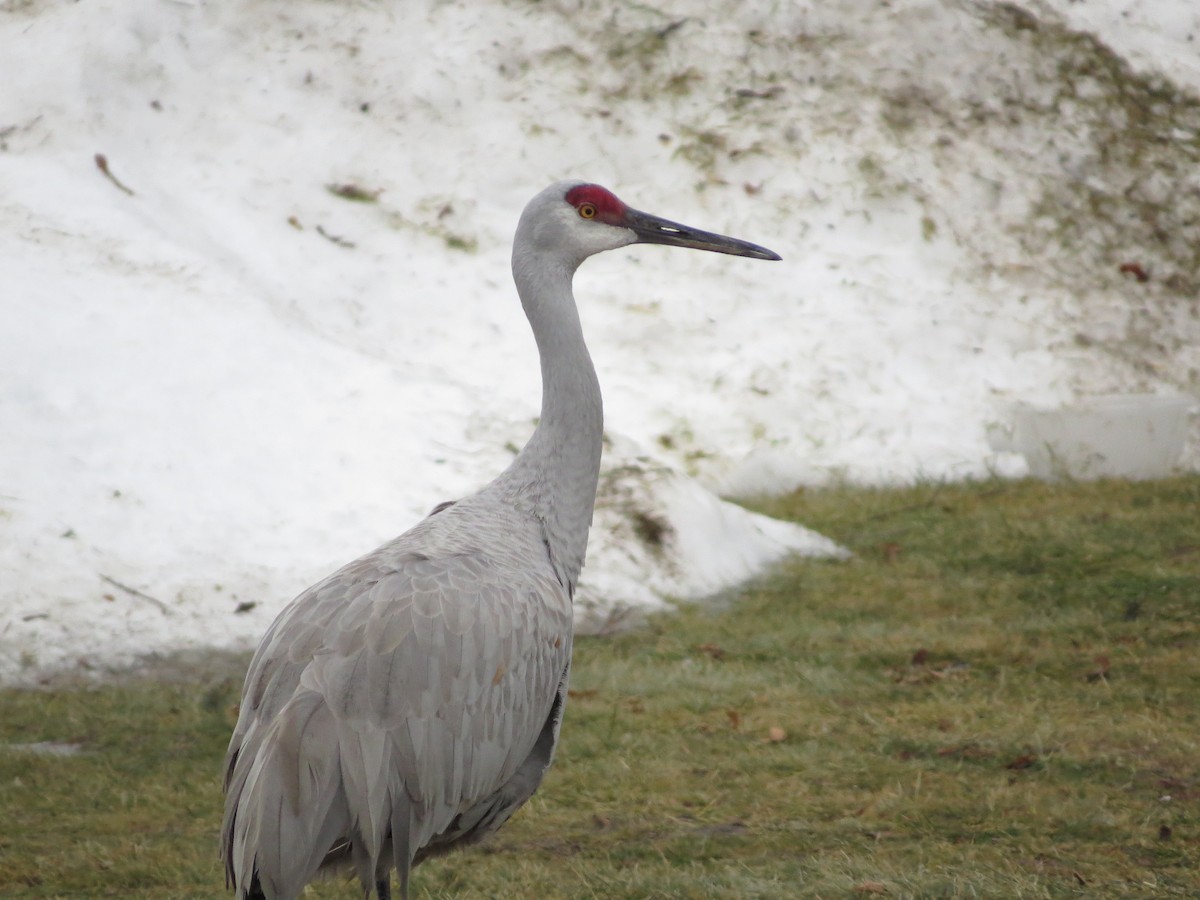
(494, 245), (603, 595)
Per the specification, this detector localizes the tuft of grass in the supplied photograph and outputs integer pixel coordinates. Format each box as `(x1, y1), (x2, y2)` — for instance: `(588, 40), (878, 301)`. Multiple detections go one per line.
(1, 478), (1198, 897)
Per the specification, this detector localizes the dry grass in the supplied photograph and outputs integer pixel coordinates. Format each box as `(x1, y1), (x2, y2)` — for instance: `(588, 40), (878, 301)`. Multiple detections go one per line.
(1, 477), (1197, 897)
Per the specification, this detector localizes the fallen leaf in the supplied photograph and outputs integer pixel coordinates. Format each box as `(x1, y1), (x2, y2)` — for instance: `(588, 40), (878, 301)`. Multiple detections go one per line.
(1086, 655), (1111, 682)
(1118, 261), (1150, 282)
(767, 726), (786, 743)
(326, 182), (383, 203)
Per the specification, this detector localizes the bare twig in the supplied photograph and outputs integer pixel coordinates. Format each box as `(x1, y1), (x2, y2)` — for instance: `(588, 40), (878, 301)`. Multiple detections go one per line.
(100, 574), (170, 615)
(316, 225), (356, 248)
(94, 153), (135, 196)
(656, 18), (688, 39)
(734, 86), (784, 100)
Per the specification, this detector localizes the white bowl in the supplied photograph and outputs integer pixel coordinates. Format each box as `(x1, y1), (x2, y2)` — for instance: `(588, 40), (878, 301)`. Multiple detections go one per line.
(990, 394), (1193, 481)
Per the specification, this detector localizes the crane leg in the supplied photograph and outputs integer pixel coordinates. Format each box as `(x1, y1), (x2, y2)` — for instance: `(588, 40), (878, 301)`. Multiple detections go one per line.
(376, 878), (391, 900)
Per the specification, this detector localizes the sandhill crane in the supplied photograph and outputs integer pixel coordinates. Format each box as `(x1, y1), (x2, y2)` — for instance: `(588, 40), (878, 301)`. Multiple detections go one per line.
(221, 180), (780, 899)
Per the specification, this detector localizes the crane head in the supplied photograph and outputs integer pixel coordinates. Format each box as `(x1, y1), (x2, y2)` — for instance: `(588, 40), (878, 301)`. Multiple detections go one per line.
(517, 181), (781, 265)
(564, 183), (781, 261)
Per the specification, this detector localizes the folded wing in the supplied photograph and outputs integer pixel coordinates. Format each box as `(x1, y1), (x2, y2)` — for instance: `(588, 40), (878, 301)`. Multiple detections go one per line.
(222, 519), (572, 899)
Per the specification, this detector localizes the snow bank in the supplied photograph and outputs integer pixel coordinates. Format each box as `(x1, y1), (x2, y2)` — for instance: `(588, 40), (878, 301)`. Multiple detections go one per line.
(0, 0), (1195, 681)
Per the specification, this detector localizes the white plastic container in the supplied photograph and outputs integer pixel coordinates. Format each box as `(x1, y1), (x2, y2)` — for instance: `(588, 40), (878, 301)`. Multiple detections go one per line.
(989, 394), (1193, 481)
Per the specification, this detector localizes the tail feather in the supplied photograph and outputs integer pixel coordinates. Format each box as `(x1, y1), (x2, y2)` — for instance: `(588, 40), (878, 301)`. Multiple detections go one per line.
(223, 690), (349, 899)
(390, 790), (417, 900)
(336, 721), (394, 894)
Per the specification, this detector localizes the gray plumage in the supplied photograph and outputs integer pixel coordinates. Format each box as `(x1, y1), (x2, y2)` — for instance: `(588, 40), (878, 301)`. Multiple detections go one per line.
(221, 181), (779, 900)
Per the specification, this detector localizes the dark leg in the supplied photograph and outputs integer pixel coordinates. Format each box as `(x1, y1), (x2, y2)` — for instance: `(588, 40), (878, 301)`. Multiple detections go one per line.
(376, 877), (391, 900)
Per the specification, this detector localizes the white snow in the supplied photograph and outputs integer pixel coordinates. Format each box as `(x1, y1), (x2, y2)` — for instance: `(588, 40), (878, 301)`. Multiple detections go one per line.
(1, 0), (1196, 683)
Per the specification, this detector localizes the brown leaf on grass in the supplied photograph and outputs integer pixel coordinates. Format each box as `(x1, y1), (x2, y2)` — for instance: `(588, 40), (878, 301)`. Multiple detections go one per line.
(1005, 753), (1038, 770)
(767, 726), (786, 743)
(725, 709), (742, 730)
(696, 642), (726, 660)
(1086, 655), (1111, 682)
(881, 541), (901, 564)
(910, 648), (929, 666)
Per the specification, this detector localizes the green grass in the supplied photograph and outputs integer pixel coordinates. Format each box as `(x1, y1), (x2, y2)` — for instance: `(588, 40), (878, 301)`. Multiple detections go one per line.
(2, 478), (1198, 897)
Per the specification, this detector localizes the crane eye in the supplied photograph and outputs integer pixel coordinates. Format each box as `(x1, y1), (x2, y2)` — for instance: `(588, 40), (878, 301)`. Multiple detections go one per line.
(578, 203), (597, 219)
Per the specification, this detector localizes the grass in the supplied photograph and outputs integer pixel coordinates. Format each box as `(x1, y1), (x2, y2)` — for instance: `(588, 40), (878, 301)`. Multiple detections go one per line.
(1, 477), (1198, 897)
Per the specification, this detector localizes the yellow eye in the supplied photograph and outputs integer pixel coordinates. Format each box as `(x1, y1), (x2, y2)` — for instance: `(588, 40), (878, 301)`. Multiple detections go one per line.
(578, 203), (597, 219)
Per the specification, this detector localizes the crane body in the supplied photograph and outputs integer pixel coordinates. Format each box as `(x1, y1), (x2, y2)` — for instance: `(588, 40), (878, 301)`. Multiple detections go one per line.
(222, 181), (779, 899)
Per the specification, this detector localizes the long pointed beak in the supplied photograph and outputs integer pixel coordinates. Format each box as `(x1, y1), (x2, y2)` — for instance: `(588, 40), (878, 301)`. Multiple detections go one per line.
(625, 207), (781, 261)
